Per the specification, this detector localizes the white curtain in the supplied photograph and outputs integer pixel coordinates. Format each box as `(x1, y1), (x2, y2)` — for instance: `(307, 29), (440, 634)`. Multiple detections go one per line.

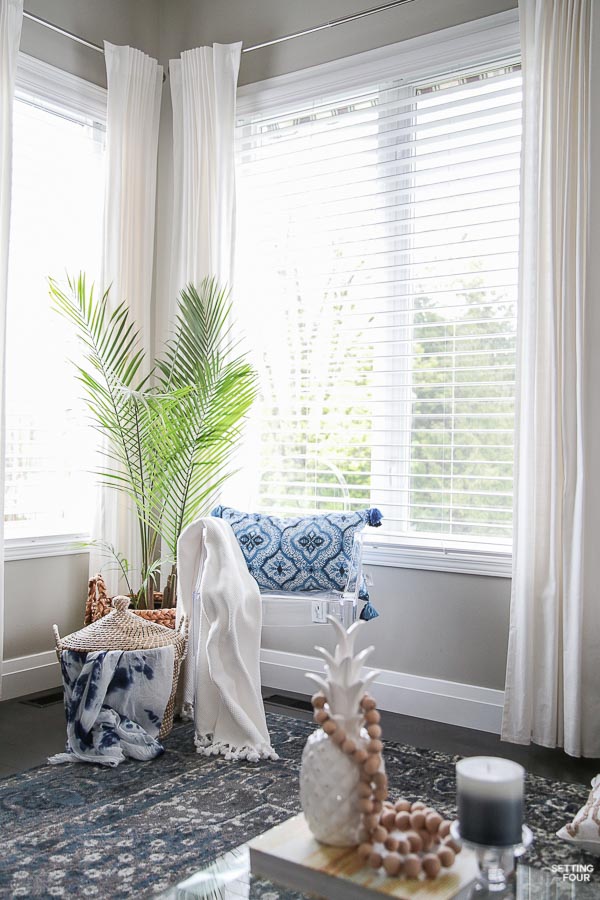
(168, 42), (242, 310)
(503, 0), (599, 757)
(91, 43), (162, 595)
(0, 0), (23, 696)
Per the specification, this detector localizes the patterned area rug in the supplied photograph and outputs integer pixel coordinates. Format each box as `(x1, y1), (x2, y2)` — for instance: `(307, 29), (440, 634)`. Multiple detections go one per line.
(0, 712), (595, 898)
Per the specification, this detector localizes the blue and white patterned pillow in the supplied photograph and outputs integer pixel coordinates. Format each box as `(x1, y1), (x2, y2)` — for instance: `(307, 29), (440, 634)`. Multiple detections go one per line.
(210, 506), (382, 600)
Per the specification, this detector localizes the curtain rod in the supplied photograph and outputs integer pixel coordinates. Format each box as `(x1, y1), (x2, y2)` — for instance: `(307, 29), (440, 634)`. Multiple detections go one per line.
(22, 10), (104, 54)
(242, 0), (417, 52)
(23, 0), (417, 59)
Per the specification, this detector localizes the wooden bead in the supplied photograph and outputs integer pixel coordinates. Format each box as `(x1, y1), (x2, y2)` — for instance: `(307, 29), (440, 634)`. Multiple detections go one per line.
(419, 829), (433, 851)
(332, 727), (346, 745)
(363, 754), (381, 775)
(358, 782), (372, 798)
(372, 825), (387, 843)
(359, 798), (374, 814)
(411, 801), (426, 811)
(313, 709), (328, 725)
(444, 837), (462, 855)
(437, 846), (455, 868)
(396, 838), (410, 855)
(323, 720), (337, 735)
(365, 814), (379, 830)
(426, 812), (443, 834)
(394, 799), (411, 812)
(367, 724), (382, 739)
(374, 788), (387, 802)
(342, 738), (356, 755)
(394, 811), (410, 831)
(373, 771), (387, 788)
(361, 696), (377, 711)
(438, 819), (452, 838)
(383, 853), (403, 877)
(410, 811), (426, 831)
(365, 709), (381, 724)
(422, 854), (441, 879)
(404, 854), (422, 879)
(384, 835), (399, 852)
(354, 749), (368, 764)
(381, 811), (396, 831)
(406, 831), (423, 853)
(311, 693), (326, 708)
(360, 769), (372, 783)
(368, 851), (383, 869)
(367, 739), (383, 754)
(372, 800), (383, 814)
(357, 842), (372, 861)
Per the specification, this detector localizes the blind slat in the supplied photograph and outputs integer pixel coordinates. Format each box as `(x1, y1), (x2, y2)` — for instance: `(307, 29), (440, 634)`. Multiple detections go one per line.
(236, 58), (521, 542)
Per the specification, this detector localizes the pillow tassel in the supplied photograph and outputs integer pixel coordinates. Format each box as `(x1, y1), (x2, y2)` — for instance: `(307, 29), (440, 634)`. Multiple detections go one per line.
(360, 600), (379, 621)
(367, 508), (383, 527)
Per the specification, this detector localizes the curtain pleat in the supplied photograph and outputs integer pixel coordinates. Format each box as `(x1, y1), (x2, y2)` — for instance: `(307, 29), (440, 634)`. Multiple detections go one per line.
(90, 43), (162, 595)
(0, 0), (23, 697)
(502, 0), (598, 757)
(169, 42), (241, 310)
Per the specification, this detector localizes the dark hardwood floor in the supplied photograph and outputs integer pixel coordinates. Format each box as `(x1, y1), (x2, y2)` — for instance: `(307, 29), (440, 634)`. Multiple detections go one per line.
(0, 687), (597, 787)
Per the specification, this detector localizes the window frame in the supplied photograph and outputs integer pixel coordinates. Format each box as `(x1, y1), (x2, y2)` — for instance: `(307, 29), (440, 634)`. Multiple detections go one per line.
(5, 53), (106, 562)
(236, 10), (520, 577)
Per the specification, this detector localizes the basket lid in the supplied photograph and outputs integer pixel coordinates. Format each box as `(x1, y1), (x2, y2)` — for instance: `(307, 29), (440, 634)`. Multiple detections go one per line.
(57, 596), (184, 652)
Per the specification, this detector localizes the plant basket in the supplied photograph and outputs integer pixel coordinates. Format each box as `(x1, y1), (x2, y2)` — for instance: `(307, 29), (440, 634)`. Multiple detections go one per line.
(85, 573), (176, 629)
(55, 596), (187, 739)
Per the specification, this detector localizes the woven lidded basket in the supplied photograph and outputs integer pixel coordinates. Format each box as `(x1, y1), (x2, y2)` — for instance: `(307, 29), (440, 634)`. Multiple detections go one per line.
(53, 596), (188, 739)
(85, 573), (176, 629)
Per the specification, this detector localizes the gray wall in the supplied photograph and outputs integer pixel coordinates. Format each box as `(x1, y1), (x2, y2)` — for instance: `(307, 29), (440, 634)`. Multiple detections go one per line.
(263, 567), (511, 691)
(160, 0), (518, 86)
(4, 554), (89, 659)
(6, 0), (515, 696)
(20, 0), (160, 87)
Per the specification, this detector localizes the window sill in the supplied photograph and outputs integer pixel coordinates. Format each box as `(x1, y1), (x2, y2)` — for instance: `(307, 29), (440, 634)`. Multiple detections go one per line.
(362, 536), (512, 578)
(4, 534), (90, 562)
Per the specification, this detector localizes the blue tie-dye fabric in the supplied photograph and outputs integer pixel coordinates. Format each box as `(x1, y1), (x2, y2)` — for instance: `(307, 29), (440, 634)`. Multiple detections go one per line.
(49, 647), (174, 768)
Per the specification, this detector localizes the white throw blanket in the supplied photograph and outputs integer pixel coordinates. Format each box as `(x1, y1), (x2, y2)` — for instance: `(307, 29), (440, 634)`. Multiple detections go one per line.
(177, 517), (277, 761)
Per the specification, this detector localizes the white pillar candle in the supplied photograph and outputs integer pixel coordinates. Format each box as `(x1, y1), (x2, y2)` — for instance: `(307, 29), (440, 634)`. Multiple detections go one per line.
(456, 756), (525, 846)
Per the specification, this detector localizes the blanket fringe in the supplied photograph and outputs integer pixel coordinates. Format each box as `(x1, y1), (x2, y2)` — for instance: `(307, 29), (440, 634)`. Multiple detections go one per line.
(194, 732), (279, 762)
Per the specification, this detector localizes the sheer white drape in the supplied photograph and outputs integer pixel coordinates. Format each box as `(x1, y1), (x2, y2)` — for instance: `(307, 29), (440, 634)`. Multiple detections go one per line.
(91, 43), (162, 595)
(503, 0), (599, 757)
(168, 42), (241, 309)
(0, 0), (23, 696)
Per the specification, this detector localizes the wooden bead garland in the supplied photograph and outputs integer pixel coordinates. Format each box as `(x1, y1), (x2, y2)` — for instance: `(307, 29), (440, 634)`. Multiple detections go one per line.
(310, 691), (461, 881)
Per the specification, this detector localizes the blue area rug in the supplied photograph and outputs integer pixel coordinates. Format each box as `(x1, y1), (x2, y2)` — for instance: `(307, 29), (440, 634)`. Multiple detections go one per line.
(0, 712), (594, 898)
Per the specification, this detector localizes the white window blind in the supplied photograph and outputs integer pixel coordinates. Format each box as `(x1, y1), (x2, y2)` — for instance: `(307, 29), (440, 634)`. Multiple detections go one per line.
(235, 52), (521, 549)
(5, 57), (106, 542)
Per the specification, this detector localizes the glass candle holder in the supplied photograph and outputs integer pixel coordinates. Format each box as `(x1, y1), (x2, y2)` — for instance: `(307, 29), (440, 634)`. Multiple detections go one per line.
(451, 820), (533, 896)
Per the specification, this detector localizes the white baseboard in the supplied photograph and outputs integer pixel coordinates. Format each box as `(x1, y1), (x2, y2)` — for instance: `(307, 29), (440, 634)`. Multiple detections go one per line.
(1, 650), (62, 701)
(260, 648), (504, 734)
(2, 647), (505, 735)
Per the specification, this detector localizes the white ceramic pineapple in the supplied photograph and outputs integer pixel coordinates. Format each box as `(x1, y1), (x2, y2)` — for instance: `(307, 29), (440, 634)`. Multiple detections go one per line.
(299, 616), (381, 847)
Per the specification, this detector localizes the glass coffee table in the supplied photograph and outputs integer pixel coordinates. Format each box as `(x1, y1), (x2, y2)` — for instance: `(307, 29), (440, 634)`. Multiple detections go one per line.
(160, 842), (598, 899)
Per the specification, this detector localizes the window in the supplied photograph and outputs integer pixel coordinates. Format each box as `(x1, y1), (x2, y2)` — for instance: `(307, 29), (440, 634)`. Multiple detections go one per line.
(5, 56), (106, 547)
(235, 17), (521, 571)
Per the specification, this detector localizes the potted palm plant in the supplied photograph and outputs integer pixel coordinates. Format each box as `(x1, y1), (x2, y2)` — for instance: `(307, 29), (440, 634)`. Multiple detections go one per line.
(52, 273), (257, 621)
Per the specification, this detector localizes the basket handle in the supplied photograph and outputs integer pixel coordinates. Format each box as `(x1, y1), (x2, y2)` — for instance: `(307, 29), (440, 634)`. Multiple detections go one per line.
(53, 624), (62, 659)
